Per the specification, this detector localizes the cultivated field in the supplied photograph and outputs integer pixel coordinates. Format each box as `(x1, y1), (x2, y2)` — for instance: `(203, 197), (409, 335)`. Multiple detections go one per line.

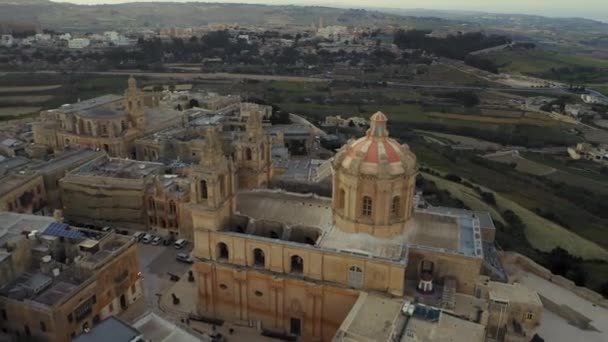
(0, 107), (42, 117)
(483, 152), (556, 176)
(0, 85), (61, 93)
(0, 95), (55, 104)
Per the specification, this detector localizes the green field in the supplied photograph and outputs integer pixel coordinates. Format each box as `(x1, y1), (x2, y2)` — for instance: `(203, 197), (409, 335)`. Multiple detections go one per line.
(0, 73), (130, 120)
(412, 142), (608, 250)
(486, 49), (608, 83)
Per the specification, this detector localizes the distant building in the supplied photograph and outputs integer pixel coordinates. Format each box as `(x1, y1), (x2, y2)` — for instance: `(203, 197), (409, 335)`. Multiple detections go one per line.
(32, 77), (184, 158)
(68, 38), (90, 49)
(0, 212), (142, 342)
(523, 96), (555, 112)
(568, 143), (608, 165)
(581, 94), (608, 105)
(317, 25), (349, 41)
(564, 104), (596, 118)
(0, 34), (13, 47)
(240, 102), (272, 120)
(323, 115), (368, 128)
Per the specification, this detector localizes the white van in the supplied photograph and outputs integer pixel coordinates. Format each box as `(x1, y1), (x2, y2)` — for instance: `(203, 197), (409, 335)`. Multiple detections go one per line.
(174, 239), (188, 249)
(133, 232), (145, 242)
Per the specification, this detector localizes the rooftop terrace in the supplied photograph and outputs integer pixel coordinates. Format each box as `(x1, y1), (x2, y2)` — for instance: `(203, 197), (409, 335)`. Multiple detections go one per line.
(73, 157), (164, 179)
(234, 190), (482, 261)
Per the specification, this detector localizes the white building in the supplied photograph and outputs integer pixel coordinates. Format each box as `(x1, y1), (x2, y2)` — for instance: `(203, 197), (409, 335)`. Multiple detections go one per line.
(58, 33), (72, 41)
(564, 104), (596, 118)
(68, 38), (91, 49)
(581, 94), (608, 105)
(317, 25), (349, 41)
(34, 33), (52, 41)
(0, 34), (13, 47)
(104, 31), (119, 42)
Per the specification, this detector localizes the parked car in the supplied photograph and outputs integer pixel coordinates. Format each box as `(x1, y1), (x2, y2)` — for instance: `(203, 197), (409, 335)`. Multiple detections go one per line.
(101, 226), (113, 232)
(174, 239), (188, 249)
(133, 232), (145, 242)
(142, 234), (153, 244)
(176, 253), (193, 264)
(151, 236), (162, 245)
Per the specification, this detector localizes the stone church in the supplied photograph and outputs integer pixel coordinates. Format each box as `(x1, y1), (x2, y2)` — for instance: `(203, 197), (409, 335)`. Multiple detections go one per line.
(189, 112), (542, 341)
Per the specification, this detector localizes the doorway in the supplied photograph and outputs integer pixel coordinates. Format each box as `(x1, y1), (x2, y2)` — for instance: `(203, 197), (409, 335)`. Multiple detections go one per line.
(120, 294), (127, 309)
(290, 317), (301, 336)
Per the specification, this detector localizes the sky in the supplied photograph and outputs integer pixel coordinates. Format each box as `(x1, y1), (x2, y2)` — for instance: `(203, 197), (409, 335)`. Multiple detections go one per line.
(50, 0), (608, 21)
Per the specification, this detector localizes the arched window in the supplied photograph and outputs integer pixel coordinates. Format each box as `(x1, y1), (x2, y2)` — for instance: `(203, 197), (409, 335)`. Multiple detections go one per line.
(362, 196), (372, 217)
(217, 242), (229, 261)
(348, 266), (363, 288)
(246, 148), (252, 161)
(87, 121), (92, 134)
(200, 180), (208, 199)
(101, 124), (108, 136)
(290, 255), (303, 274)
(148, 197), (155, 210)
(253, 248), (265, 267)
(169, 200), (177, 214)
(391, 196), (401, 217)
(338, 189), (345, 209)
(260, 143), (264, 160)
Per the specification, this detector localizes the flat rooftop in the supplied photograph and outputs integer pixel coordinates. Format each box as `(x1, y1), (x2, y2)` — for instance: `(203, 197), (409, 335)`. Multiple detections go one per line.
(73, 317), (141, 342)
(0, 266), (91, 307)
(54, 94), (123, 114)
(401, 308), (486, 342)
(0, 171), (39, 196)
(0, 212), (54, 247)
(73, 157), (164, 178)
(488, 281), (542, 306)
(335, 292), (403, 341)
(29, 149), (104, 173)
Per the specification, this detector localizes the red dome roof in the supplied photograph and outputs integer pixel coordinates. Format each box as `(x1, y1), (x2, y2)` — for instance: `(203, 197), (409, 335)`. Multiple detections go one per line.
(334, 112), (417, 177)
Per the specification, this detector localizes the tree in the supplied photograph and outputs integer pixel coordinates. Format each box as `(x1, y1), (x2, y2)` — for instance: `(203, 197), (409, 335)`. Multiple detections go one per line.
(481, 192), (496, 205)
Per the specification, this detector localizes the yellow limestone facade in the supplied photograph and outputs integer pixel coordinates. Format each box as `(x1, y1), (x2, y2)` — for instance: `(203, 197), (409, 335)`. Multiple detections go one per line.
(191, 112), (496, 341)
(234, 110), (273, 189)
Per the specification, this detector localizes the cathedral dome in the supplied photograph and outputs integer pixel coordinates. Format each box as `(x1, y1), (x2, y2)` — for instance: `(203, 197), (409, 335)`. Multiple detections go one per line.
(334, 112), (416, 178)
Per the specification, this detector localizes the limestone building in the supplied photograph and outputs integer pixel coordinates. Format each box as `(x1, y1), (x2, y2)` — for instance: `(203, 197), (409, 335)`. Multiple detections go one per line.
(0, 212), (142, 342)
(189, 112), (541, 341)
(60, 157), (164, 230)
(234, 110), (273, 189)
(32, 77), (183, 158)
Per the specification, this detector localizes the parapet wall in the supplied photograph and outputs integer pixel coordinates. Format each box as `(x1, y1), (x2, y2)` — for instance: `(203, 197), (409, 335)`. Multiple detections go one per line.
(500, 252), (608, 309)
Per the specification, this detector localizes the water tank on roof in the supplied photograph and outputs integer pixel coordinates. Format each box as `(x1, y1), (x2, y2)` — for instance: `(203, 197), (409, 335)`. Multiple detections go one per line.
(41, 255), (52, 263)
(52, 268), (60, 277)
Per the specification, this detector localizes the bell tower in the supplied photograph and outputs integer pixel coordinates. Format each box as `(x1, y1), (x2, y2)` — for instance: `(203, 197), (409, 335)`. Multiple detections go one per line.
(235, 110), (272, 189)
(124, 76), (145, 130)
(189, 127), (236, 233)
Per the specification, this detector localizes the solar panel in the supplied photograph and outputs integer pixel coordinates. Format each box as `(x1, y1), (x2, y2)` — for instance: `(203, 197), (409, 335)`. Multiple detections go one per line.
(43, 222), (85, 240)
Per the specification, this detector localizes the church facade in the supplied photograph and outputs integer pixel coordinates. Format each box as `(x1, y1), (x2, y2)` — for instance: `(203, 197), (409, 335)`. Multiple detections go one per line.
(189, 112), (539, 341)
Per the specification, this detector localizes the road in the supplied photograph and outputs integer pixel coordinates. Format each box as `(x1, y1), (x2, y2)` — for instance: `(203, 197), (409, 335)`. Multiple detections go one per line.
(137, 242), (194, 309)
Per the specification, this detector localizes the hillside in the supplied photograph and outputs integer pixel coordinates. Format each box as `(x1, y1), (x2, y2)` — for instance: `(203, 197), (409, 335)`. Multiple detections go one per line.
(0, 0), (465, 32)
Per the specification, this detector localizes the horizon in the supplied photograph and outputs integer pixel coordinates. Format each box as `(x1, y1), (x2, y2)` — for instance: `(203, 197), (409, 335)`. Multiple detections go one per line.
(48, 0), (608, 22)
(50, 0), (608, 22)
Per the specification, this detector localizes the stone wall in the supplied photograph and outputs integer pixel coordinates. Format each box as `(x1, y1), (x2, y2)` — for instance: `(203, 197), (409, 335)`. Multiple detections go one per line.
(500, 252), (608, 309)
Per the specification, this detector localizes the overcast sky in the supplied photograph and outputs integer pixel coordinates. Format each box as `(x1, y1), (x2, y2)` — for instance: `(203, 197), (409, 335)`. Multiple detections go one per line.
(50, 0), (608, 20)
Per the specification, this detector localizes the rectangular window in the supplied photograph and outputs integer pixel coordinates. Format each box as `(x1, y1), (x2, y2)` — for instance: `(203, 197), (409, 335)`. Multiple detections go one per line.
(1, 309), (7, 320)
(24, 325), (30, 336)
(67, 313), (73, 323)
(526, 312), (534, 320)
(40, 321), (46, 332)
